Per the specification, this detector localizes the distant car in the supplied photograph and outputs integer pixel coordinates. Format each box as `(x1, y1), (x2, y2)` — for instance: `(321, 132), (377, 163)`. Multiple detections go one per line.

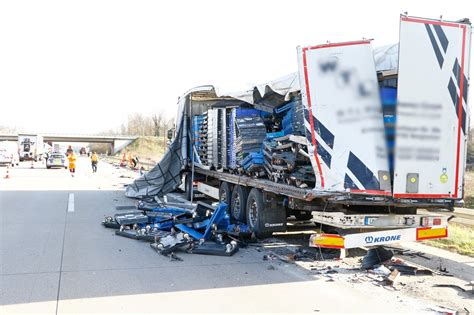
(46, 153), (68, 169)
(0, 149), (19, 167)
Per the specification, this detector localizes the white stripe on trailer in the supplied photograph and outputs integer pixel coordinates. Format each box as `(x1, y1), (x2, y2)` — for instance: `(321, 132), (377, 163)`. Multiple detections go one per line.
(344, 226), (448, 248)
(311, 211), (449, 229)
(345, 228), (416, 248)
(310, 225), (448, 249)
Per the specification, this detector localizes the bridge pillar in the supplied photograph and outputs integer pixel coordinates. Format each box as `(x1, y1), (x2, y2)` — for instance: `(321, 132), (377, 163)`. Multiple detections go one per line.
(113, 139), (135, 154)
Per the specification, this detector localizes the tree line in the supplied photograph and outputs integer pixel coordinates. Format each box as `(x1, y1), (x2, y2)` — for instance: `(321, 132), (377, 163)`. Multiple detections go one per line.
(119, 112), (175, 137)
(1, 111), (175, 137)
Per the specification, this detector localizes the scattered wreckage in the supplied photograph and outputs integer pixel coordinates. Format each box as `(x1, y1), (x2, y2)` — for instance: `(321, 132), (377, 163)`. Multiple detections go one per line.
(124, 15), (471, 248)
(103, 200), (251, 259)
(100, 14), (472, 313)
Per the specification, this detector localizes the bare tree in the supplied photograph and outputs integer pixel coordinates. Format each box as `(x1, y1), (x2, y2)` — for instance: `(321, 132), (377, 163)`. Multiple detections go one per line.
(96, 112), (175, 137)
(0, 125), (20, 133)
(151, 114), (162, 137)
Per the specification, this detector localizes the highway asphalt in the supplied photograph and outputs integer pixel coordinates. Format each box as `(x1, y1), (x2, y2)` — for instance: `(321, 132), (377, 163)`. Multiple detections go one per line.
(0, 158), (448, 313)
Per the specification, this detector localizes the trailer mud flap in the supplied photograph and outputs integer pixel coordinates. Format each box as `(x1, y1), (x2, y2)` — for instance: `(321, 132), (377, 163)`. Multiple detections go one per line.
(309, 226), (448, 249)
(261, 192), (287, 233)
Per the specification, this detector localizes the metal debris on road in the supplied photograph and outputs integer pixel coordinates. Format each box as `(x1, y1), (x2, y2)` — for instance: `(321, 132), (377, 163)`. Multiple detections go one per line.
(385, 269), (400, 286)
(102, 200), (251, 259)
(369, 265), (391, 276)
(433, 284), (473, 294)
(361, 246), (394, 269)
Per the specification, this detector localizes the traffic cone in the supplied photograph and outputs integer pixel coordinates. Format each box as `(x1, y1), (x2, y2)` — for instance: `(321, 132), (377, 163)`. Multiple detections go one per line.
(30, 160), (34, 169)
(4, 164), (10, 179)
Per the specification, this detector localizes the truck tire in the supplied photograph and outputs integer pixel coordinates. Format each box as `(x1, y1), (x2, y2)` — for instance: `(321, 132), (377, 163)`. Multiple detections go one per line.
(47, 166), (51, 169)
(219, 182), (233, 206)
(246, 188), (272, 239)
(184, 173), (193, 201)
(230, 185), (248, 222)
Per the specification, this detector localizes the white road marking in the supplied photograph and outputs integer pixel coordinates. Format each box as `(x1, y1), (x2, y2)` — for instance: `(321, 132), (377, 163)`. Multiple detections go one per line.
(67, 193), (75, 212)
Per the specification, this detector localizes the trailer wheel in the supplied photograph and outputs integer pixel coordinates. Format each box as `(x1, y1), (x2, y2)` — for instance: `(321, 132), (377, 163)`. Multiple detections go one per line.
(219, 182), (233, 206)
(246, 188), (272, 239)
(184, 173), (193, 201)
(230, 185), (248, 222)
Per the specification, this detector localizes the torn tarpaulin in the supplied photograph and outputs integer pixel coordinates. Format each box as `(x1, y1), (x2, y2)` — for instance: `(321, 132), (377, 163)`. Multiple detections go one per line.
(125, 103), (188, 199)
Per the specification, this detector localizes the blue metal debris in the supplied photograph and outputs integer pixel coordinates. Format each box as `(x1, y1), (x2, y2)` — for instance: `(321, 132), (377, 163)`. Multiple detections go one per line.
(102, 201), (251, 259)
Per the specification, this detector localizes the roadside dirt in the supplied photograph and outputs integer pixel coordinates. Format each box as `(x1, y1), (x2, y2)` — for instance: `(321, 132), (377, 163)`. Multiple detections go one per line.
(259, 229), (474, 313)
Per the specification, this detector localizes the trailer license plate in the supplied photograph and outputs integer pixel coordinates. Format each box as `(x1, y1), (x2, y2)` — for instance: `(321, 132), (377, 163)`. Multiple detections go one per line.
(364, 217), (377, 225)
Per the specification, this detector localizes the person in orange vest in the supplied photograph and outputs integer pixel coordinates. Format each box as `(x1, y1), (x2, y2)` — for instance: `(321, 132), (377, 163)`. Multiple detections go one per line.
(128, 153), (134, 168)
(120, 153), (127, 167)
(91, 152), (98, 173)
(67, 151), (77, 177)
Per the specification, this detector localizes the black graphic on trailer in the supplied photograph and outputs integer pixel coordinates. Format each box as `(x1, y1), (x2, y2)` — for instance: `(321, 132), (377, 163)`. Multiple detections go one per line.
(20, 138), (35, 152)
(448, 58), (468, 134)
(303, 108), (335, 169)
(344, 152), (380, 190)
(425, 24), (449, 68)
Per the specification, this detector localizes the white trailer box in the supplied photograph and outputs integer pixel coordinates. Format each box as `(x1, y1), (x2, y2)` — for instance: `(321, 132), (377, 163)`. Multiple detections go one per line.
(297, 40), (390, 195)
(0, 141), (20, 166)
(394, 16), (472, 199)
(18, 134), (44, 161)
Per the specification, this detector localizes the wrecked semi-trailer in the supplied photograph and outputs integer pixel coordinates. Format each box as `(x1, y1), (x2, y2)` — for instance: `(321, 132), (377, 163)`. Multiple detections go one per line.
(126, 15), (471, 249)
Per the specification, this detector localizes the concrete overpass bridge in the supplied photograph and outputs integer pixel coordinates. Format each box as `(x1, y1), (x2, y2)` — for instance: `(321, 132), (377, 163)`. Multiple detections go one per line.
(0, 134), (138, 154)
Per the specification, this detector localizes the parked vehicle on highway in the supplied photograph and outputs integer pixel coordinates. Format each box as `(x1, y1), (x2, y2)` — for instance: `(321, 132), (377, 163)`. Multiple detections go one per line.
(0, 149), (18, 167)
(0, 141), (19, 167)
(46, 153), (68, 169)
(18, 134), (44, 162)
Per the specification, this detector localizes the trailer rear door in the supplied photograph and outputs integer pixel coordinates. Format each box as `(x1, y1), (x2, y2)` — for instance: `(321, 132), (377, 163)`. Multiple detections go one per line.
(297, 41), (390, 195)
(394, 16), (471, 199)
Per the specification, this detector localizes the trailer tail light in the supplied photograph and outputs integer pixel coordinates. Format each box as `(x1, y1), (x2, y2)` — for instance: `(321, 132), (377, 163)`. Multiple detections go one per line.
(421, 217), (442, 227)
